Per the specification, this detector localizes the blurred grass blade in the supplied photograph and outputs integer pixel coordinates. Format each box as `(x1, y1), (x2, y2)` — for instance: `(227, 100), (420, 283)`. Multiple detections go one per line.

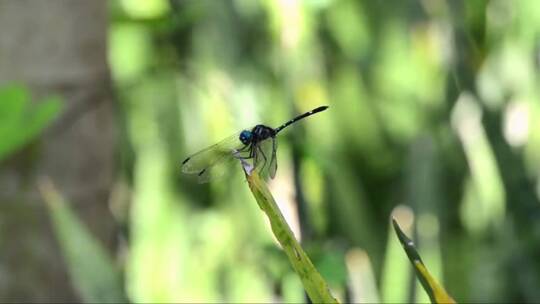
(392, 218), (455, 304)
(39, 178), (127, 303)
(382, 206), (413, 303)
(246, 171), (338, 304)
(345, 248), (380, 303)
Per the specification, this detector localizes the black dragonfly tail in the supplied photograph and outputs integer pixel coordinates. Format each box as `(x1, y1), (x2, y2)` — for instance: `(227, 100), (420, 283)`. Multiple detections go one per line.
(274, 105), (328, 134)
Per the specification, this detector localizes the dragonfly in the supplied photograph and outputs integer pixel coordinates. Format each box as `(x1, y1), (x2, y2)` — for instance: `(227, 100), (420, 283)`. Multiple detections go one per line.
(181, 105), (329, 183)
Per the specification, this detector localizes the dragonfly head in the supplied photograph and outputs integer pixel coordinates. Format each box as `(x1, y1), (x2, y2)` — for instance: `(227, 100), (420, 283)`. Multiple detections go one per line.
(239, 130), (253, 145)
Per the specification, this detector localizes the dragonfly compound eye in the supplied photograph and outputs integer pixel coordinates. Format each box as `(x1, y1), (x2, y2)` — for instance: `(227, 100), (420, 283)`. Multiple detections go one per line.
(239, 130), (252, 145)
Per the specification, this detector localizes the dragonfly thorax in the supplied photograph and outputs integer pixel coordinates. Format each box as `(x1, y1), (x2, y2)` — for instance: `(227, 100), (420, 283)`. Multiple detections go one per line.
(251, 124), (275, 143)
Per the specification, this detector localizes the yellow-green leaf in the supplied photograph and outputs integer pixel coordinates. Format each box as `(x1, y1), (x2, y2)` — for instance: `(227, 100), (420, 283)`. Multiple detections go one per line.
(392, 218), (455, 304)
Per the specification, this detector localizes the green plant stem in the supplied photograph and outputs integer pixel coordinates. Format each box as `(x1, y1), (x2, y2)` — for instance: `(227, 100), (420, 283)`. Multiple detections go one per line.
(246, 172), (338, 304)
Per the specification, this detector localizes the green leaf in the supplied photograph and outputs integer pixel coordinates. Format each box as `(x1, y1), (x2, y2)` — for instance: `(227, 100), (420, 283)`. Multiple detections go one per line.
(246, 171), (338, 304)
(39, 178), (127, 303)
(392, 218), (455, 304)
(0, 84), (62, 160)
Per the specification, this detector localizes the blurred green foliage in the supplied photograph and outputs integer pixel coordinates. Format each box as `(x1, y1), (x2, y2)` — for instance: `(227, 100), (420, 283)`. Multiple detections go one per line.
(39, 0), (540, 302)
(0, 84), (61, 161)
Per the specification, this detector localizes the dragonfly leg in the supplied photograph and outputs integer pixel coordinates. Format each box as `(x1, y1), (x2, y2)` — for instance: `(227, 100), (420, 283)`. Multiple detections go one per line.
(249, 144), (255, 158)
(269, 137), (277, 178)
(233, 144), (252, 160)
(257, 145), (268, 173)
(237, 144), (250, 152)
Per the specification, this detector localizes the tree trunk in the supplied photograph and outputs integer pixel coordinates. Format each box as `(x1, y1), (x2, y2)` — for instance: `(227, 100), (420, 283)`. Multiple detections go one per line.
(0, 0), (116, 301)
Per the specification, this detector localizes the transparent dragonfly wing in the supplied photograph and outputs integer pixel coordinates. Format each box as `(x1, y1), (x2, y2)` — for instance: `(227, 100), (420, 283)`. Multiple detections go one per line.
(254, 137), (278, 180)
(269, 137), (277, 178)
(196, 153), (241, 183)
(181, 133), (249, 183)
